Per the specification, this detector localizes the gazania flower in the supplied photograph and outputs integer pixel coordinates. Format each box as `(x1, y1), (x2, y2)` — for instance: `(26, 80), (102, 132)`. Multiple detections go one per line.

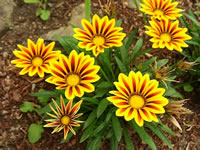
(73, 14), (126, 56)
(44, 95), (83, 140)
(11, 38), (61, 77)
(107, 71), (168, 126)
(145, 19), (191, 52)
(140, 0), (182, 20)
(46, 50), (100, 99)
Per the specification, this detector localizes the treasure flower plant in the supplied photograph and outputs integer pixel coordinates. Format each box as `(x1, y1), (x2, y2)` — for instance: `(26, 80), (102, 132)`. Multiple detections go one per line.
(12, 10), (192, 149)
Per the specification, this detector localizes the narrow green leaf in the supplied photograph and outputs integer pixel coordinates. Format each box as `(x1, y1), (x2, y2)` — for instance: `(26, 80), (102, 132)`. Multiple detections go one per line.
(97, 81), (113, 88)
(158, 122), (176, 136)
(111, 136), (118, 150)
(31, 89), (62, 97)
(125, 28), (137, 49)
(116, 19), (122, 27)
(82, 97), (99, 104)
(92, 122), (106, 136)
(80, 121), (96, 143)
(112, 115), (122, 142)
(129, 120), (156, 150)
(83, 109), (97, 129)
(157, 59), (169, 68)
(100, 68), (110, 81)
(123, 124), (134, 150)
(97, 99), (110, 118)
(145, 122), (172, 149)
(179, 16), (188, 28)
(88, 136), (101, 150)
(28, 123), (44, 143)
(183, 13), (200, 27)
(24, 0), (40, 3)
(119, 45), (129, 70)
(85, 0), (91, 21)
(129, 38), (143, 63)
(115, 56), (128, 73)
(105, 108), (115, 122)
(20, 102), (34, 112)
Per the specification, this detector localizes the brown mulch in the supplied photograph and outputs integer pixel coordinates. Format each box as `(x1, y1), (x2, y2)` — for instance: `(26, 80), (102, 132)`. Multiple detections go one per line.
(0, 0), (200, 149)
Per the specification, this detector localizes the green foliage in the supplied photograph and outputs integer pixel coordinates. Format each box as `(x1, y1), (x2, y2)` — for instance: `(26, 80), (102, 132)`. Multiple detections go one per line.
(129, 121), (156, 150)
(178, 5), (200, 94)
(28, 123), (44, 143)
(20, 102), (35, 112)
(85, 0), (91, 21)
(24, 0), (51, 21)
(112, 115), (122, 142)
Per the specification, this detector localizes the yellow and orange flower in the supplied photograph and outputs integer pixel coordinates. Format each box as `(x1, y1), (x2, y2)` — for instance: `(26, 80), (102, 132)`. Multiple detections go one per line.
(46, 50), (100, 99)
(73, 14), (126, 56)
(145, 19), (191, 52)
(140, 0), (182, 20)
(107, 71), (168, 126)
(44, 96), (83, 140)
(11, 38), (61, 77)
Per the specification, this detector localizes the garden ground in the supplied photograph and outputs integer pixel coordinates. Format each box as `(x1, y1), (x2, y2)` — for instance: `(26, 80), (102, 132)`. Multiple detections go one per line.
(0, 0), (200, 149)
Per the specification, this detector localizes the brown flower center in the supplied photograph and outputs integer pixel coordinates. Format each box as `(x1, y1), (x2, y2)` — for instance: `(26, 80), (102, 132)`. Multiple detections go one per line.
(61, 116), (70, 125)
(32, 56), (43, 67)
(66, 73), (80, 86)
(129, 95), (145, 109)
(160, 33), (171, 42)
(93, 36), (105, 46)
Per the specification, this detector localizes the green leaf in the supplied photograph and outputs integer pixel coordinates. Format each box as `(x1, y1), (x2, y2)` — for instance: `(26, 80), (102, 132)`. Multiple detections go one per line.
(28, 123), (44, 143)
(145, 122), (172, 149)
(100, 68), (110, 81)
(179, 16), (188, 28)
(184, 84), (194, 92)
(195, 2), (200, 7)
(24, 0), (40, 3)
(97, 99), (110, 118)
(125, 28), (137, 49)
(82, 97), (99, 104)
(183, 13), (200, 27)
(164, 87), (183, 98)
(31, 89), (62, 97)
(111, 136), (118, 150)
(83, 109), (97, 129)
(92, 122), (106, 136)
(112, 115), (122, 142)
(157, 59), (169, 68)
(123, 124), (134, 150)
(116, 19), (122, 27)
(115, 56), (128, 73)
(129, 120), (156, 150)
(87, 136), (101, 150)
(94, 87), (108, 98)
(97, 81), (113, 88)
(158, 122), (176, 136)
(119, 45), (129, 70)
(40, 10), (50, 21)
(38, 96), (49, 105)
(129, 38), (143, 63)
(105, 108), (115, 122)
(85, 0), (91, 21)
(20, 102), (34, 112)
(80, 121), (96, 143)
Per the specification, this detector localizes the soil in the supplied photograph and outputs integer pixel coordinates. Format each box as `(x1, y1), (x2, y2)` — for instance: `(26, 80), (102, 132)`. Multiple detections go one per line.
(0, 0), (200, 150)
